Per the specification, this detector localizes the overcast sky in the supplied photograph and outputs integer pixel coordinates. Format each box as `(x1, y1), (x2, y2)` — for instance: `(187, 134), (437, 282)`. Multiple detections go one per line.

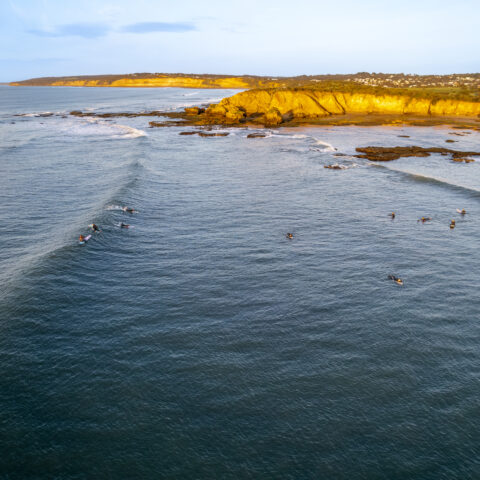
(1, 0), (479, 81)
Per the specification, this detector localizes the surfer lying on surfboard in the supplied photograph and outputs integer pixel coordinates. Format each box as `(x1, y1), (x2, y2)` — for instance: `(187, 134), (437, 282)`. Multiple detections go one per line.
(79, 234), (92, 245)
(120, 222), (130, 228)
(457, 209), (466, 215)
(388, 275), (403, 286)
(122, 206), (137, 214)
(91, 223), (100, 232)
(418, 217), (432, 223)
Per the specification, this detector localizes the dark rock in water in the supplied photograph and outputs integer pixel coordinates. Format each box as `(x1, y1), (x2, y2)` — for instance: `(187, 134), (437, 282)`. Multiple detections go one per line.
(333, 153), (348, 157)
(398, 135), (410, 138)
(355, 146), (480, 162)
(178, 130), (229, 137)
(39, 112), (53, 117)
(445, 139), (456, 143)
(71, 110), (164, 118)
(464, 158), (475, 163)
(198, 132), (229, 137)
(247, 133), (267, 138)
(324, 164), (347, 170)
(11, 121), (15, 124)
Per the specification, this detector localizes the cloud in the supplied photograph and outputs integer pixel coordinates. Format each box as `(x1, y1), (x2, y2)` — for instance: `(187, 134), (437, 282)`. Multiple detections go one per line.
(27, 21), (196, 39)
(28, 23), (110, 39)
(121, 22), (196, 33)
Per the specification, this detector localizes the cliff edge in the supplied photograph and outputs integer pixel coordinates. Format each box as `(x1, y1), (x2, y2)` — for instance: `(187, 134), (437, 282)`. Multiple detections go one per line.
(201, 88), (480, 126)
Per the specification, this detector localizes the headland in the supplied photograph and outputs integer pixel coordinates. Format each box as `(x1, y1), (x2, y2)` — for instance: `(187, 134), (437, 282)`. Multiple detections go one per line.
(13, 73), (480, 129)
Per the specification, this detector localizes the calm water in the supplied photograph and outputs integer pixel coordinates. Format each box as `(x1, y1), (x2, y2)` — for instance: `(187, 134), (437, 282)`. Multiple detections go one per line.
(1, 86), (480, 479)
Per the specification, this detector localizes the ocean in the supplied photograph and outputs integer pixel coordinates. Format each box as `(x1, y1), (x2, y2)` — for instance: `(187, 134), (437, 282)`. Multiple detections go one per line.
(1, 86), (480, 479)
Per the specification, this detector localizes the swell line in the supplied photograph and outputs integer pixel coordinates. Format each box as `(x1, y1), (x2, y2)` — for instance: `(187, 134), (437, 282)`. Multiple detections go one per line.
(371, 163), (480, 198)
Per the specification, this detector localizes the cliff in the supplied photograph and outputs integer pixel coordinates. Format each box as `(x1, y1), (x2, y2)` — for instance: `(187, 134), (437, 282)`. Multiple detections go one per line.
(9, 73), (282, 89)
(203, 88), (480, 125)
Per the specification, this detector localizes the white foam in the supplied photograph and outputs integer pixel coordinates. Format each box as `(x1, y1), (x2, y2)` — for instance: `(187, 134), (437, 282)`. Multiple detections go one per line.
(57, 117), (147, 139)
(268, 132), (336, 152)
(17, 111), (54, 117)
(313, 139), (336, 152)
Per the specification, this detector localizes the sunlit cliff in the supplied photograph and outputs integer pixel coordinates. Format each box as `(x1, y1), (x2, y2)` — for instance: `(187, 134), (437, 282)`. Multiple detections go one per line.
(203, 88), (480, 125)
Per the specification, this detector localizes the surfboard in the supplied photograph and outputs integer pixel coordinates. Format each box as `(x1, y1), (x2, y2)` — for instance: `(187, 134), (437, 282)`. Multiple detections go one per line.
(79, 234), (92, 245)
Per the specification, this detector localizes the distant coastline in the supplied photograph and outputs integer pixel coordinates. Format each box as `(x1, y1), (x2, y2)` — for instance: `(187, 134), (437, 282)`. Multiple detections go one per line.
(10, 72), (480, 90)
(13, 72), (480, 129)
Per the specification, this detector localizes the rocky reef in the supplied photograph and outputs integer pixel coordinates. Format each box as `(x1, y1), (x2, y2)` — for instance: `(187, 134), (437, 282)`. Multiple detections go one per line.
(354, 146), (480, 162)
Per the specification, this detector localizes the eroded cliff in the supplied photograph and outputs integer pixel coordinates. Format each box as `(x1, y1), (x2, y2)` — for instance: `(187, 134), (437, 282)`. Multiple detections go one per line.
(203, 88), (480, 125)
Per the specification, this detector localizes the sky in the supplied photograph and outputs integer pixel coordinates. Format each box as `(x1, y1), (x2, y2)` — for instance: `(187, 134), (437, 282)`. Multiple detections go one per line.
(1, 0), (479, 81)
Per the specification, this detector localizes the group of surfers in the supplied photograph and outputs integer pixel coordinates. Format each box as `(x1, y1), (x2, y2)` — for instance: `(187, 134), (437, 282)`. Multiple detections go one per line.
(389, 208), (467, 229)
(389, 208), (467, 284)
(78, 206), (136, 243)
(286, 208), (469, 287)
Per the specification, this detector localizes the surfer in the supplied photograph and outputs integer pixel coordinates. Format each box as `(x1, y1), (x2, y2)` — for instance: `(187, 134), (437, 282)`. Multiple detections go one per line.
(122, 207), (136, 214)
(91, 223), (100, 232)
(388, 275), (403, 286)
(79, 235), (85, 242)
(418, 217), (432, 223)
(390, 212), (395, 219)
(120, 222), (130, 228)
(450, 219), (456, 229)
(286, 233), (293, 239)
(461, 209), (466, 215)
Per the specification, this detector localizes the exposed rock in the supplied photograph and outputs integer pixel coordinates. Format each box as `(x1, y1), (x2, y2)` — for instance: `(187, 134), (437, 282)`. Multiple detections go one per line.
(324, 164), (347, 170)
(247, 133), (267, 138)
(225, 106), (246, 122)
(445, 139), (456, 143)
(177, 131), (229, 137)
(264, 107), (283, 126)
(184, 107), (205, 115)
(71, 110), (164, 118)
(205, 104), (228, 116)
(355, 146), (480, 161)
(398, 135), (410, 138)
(198, 132), (229, 137)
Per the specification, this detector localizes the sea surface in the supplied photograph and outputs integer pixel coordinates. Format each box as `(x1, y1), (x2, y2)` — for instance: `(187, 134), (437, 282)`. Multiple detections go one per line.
(1, 86), (480, 479)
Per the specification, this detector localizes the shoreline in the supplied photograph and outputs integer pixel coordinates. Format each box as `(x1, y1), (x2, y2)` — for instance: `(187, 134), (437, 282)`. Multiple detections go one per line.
(146, 112), (480, 130)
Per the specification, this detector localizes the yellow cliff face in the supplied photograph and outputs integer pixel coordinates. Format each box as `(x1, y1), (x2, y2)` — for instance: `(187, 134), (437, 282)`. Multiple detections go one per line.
(16, 76), (277, 89)
(206, 89), (480, 123)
